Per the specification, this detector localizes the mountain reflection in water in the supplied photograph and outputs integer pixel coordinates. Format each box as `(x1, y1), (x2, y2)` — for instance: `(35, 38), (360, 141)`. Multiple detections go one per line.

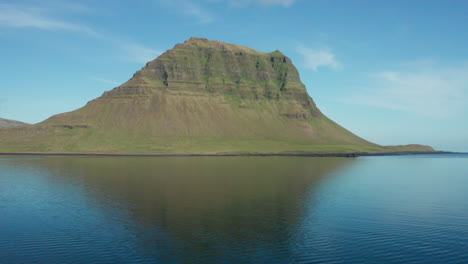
(2, 155), (467, 263)
(1, 156), (349, 263)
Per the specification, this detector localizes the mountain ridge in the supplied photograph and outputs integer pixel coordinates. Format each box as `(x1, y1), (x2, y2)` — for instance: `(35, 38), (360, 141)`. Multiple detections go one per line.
(0, 118), (28, 128)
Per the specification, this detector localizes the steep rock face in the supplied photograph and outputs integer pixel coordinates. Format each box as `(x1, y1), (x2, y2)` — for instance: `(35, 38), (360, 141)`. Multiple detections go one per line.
(0, 38), (385, 153)
(104, 37), (319, 118)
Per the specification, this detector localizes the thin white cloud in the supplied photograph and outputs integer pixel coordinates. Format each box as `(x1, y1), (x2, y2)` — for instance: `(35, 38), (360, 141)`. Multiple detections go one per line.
(158, 0), (214, 23)
(228, 0), (295, 7)
(39, 1), (95, 14)
(297, 45), (342, 71)
(0, 3), (96, 34)
(183, 1), (214, 23)
(121, 43), (162, 63)
(90, 77), (121, 86)
(343, 61), (468, 117)
(157, 0), (293, 22)
(257, 0), (295, 6)
(0, 2), (160, 64)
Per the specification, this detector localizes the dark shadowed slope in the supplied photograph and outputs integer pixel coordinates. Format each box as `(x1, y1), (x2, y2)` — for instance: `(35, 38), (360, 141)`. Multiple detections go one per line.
(0, 38), (432, 153)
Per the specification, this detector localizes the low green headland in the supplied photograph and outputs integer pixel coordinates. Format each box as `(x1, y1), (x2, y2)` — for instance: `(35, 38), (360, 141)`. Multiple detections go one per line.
(0, 38), (434, 154)
(0, 118), (28, 128)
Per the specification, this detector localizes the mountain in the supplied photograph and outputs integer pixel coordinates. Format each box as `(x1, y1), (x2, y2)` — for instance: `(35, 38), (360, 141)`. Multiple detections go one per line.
(0, 118), (28, 128)
(0, 37), (433, 153)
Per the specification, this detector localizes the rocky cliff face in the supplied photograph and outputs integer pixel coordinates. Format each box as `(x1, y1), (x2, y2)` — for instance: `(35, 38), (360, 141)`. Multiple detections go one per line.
(104, 37), (320, 119)
(0, 38), (387, 153)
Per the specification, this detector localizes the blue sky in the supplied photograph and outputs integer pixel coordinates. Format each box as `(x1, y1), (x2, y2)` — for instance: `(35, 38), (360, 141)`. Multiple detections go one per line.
(1, 0), (467, 151)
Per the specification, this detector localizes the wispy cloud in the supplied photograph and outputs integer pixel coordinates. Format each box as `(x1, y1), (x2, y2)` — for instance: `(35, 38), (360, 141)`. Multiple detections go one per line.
(156, 0), (293, 23)
(228, 0), (295, 7)
(343, 61), (468, 117)
(38, 1), (95, 14)
(0, 2), (160, 64)
(258, 0), (295, 6)
(90, 77), (120, 86)
(182, 1), (214, 23)
(120, 43), (162, 63)
(158, 0), (214, 23)
(0, 3), (95, 34)
(296, 45), (342, 71)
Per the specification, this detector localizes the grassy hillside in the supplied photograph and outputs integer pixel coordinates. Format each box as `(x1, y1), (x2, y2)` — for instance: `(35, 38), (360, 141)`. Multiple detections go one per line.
(0, 38), (431, 153)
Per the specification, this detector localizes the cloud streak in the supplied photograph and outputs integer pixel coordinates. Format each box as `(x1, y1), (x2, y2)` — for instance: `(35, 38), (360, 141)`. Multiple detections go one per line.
(0, 3), (95, 34)
(0, 2), (160, 64)
(343, 61), (468, 117)
(182, 1), (214, 23)
(120, 43), (162, 63)
(297, 45), (342, 71)
(157, 0), (294, 23)
(229, 0), (295, 7)
(255, 0), (295, 7)
(158, 0), (214, 24)
(90, 77), (121, 86)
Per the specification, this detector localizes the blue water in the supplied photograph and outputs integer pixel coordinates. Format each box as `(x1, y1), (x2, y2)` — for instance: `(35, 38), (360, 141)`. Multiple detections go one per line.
(0, 154), (467, 263)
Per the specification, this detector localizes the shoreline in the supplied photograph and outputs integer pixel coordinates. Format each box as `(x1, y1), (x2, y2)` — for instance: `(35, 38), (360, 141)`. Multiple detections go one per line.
(0, 151), (458, 157)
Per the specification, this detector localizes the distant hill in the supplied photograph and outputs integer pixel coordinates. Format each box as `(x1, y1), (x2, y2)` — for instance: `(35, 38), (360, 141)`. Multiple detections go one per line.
(386, 144), (434, 152)
(0, 38), (433, 153)
(0, 118), (28, 128)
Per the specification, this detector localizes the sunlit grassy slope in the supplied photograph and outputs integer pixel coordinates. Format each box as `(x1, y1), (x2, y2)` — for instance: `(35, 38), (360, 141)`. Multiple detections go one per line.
(0, 38), (433, 153)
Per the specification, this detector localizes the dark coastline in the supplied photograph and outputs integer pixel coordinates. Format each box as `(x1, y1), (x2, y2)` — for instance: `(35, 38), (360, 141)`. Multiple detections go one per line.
(0, 151), (457, 157)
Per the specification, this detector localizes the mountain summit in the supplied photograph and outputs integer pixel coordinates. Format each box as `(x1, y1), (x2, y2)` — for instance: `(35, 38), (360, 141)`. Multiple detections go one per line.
(0, 38), (432, 153)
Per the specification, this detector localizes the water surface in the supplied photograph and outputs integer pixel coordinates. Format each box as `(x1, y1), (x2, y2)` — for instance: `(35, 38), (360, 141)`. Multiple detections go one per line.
(1, 154), (467, 263)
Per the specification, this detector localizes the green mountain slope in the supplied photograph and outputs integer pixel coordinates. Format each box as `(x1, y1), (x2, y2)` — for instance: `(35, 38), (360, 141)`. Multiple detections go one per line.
(0, 38), (431, 153)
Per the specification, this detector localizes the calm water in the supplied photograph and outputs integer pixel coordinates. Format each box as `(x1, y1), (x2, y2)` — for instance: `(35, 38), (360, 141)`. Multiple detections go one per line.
(0, 154), (467, 263)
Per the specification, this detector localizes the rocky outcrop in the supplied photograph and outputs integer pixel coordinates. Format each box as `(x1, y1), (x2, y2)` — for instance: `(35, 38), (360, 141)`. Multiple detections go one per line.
(103, 37), (320, 118)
